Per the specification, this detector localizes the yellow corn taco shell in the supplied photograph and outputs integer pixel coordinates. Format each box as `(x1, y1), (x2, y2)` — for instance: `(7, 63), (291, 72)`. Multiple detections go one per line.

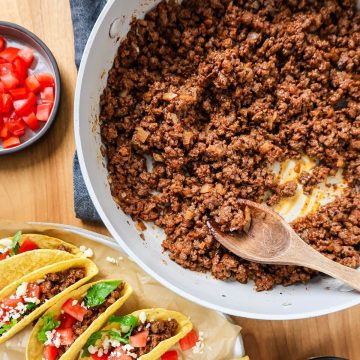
(0, 250), (77, 290)
(82, 308), (193, 360)
(27, 279), (133, 360)
(0, 258), (98, 345)
(0, 234), (83, 289)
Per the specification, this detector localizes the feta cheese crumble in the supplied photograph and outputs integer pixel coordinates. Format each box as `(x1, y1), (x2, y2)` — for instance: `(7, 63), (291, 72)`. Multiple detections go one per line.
(79, 245), (94, 258)
(139, 311), (147, 324)
(192, 331), (205, 354)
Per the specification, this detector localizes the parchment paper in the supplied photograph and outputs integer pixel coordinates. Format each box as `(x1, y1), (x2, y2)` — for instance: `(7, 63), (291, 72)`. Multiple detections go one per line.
(0, 221), (242, 360)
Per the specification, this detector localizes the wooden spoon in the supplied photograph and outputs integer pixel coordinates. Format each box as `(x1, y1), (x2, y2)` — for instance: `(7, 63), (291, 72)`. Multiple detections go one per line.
(207, 199), (360, 291)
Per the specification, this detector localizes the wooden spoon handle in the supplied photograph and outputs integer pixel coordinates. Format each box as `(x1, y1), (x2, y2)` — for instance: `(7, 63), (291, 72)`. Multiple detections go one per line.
(286, 235), (360, 292)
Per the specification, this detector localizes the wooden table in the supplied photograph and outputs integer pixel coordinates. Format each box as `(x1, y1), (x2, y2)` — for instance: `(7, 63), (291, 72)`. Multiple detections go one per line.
(0, 1), (358, 359)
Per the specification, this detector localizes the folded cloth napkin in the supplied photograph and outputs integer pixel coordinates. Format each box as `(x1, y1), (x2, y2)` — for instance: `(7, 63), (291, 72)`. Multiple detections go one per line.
(70, 0), (106, 222)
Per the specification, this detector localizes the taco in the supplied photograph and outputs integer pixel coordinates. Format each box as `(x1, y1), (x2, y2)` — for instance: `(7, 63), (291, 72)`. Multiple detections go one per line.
(27, 280), (133, 360)
(0, 258), (98, 344)
(79, 308), (193, 360)
(0, 232), (83, 289)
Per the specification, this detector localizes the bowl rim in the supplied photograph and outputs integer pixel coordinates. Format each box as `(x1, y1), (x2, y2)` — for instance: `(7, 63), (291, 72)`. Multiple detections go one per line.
(74, 0), (360, 320)
(0, 21), (61, 155)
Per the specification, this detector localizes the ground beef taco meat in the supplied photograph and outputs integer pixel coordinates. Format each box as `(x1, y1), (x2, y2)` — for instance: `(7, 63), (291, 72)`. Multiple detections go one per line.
(100, 0), (360, 291)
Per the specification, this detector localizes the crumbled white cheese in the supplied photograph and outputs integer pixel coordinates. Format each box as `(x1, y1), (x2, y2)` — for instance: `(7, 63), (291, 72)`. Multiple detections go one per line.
(139, 311), (147, 324)
(80, 301), (88, 309)
(44, 330), (56, 346)
(106, 256), (117, 264)
(88, 345), (98, 355)
(72, 299), (78, 306)
(24, 297), (40, 305)
(192, 331), (205, 354)
(0, 238), (13, 249)
(80, 245), (94, 258)
(16, 282), (28, 297)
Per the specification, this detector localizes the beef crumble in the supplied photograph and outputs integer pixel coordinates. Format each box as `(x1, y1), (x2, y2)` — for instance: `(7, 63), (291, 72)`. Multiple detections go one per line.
(100, 0), (360, 290)
(133, 319), (178, 357)
(39, 268), (86, 302)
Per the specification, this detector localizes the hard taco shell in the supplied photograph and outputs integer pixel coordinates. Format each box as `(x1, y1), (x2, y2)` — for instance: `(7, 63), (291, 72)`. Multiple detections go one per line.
(82, 308), (193, 360)
(0, 234), (83, 289)
(27, 280), (133, 360)
(0, 257), (98, 344)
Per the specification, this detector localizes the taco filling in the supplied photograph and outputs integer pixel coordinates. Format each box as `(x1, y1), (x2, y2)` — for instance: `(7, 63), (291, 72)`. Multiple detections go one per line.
(0, 231), (70, 261)
(82, 313), (179, 359)
(37, 280), (125, 359)
(0, 267), (85, 337)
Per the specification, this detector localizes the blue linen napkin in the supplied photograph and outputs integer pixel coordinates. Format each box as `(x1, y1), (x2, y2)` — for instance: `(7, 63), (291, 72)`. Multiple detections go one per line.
(70, 0), (106, 222)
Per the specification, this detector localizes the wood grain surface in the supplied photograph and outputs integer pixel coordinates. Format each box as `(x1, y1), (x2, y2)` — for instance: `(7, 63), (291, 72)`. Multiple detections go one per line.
(0, 1), (358, 359)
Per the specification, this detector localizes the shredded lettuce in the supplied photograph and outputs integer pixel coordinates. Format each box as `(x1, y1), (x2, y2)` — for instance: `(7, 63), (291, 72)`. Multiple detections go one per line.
(0, 319), (17, 335)
(37, 314), (60, 343)
(82, 331), (103, 357)
(12, 231), (22, 255)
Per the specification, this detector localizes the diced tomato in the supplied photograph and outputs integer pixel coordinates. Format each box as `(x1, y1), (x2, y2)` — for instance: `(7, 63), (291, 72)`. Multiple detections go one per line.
(18, 47), (34, 67)
(36, 72), (54, 87)
(92, 353), (109, 360)
(61, 298), (88, 321)
(40, 87), (54, 103)
(13, 92), (36, 115)
(179, 329), (198, 351)
(0, 37), (5, 52)
(9, 87), (28, 100)
(58, 313), (77, 329)
(0, 47), (19, 62)
(129, 330), (149, 348)
(13, 57), (28, 79)
(0, 93), (12, 113)
(26, 282), (41, 299)
(43, 345), (59, 360)
(0, 73), (20, 89)
(18, 237), (40, 253)
(4, 113), (26, 136)
(161, 350), (178, 360)
(57, 328), (75, 346)
(25, 75), (41, 93)
(0, 125), (9, 139)
(0, 251), (9, 261)
(36, 103), (52, 121)
(0, 81), (4, 93)
(0, 62), (14, 75)
(22, 112), (39, 131)
(2, 136), (20, 148)
(2, 296), (24, 308)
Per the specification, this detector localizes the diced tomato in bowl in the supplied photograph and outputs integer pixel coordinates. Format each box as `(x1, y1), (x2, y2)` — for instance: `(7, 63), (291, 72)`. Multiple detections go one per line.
(0, 26), (59, 153)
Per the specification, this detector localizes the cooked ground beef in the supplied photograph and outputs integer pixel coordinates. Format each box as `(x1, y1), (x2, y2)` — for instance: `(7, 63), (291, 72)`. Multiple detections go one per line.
(39, 268), (85, 302)
(100, 0), (360, 290)
(57, 284), (125, 357)
(56, 244), (72, 253)
(133, 319), (179, 357)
